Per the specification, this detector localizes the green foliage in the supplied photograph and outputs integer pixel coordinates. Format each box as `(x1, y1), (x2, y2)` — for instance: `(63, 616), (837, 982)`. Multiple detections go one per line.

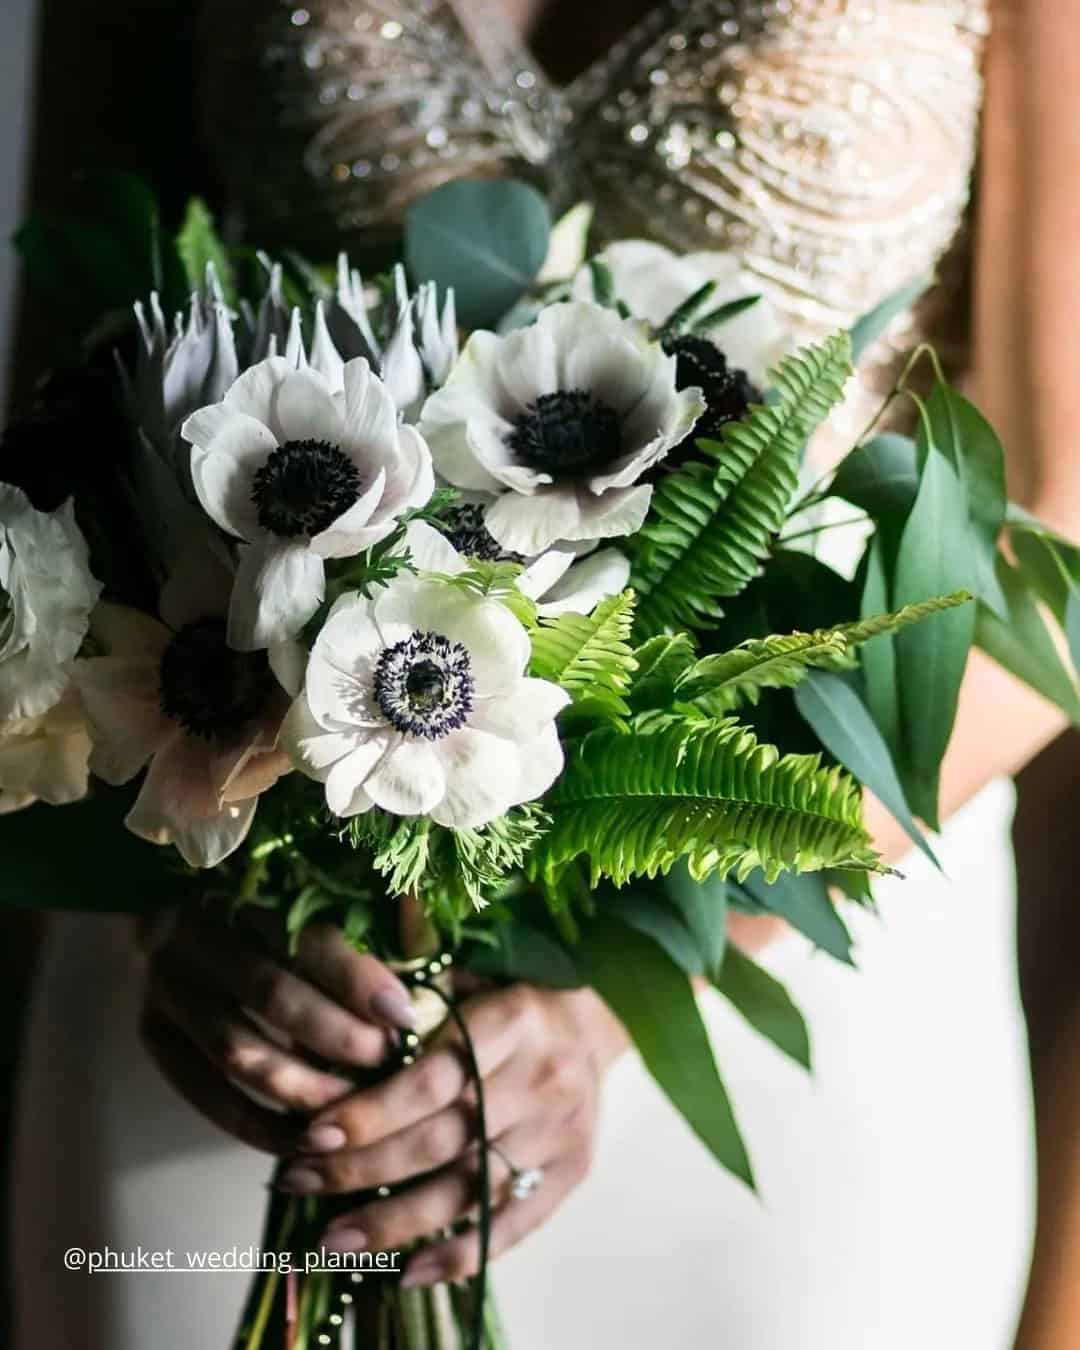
(674, 593), (970, 715)
(794, 670), (938, 866)
(628, 335), (853, 638)
(712, 944), (811, 1070)
(626, 632), (698, 711)
(0, 787), (189, 914)
(14, 172), (186, 349)
(176, 198), (237, 306)
(848, 273), (933, 363)
(974, 555), (1080, 722)
(891, 415), (978, 829)
(530, 717), (878, 891)
(734, 868), (856, 964)
(439, 560), (537, 628)
(578, 914), (755, 1188)
(829, 432), (919, 518)
(404, 178), (552, 329)
(349, 805), (551, 921)
(529, 591), (638, 725)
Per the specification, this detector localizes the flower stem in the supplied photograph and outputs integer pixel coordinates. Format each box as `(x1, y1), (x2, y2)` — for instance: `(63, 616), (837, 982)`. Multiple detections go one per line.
(246, 1199), (298, 1350)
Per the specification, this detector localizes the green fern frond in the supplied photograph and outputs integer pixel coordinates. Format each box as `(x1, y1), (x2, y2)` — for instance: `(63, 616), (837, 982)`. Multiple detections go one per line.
(529, 591), (638, 724)
(836, 591), (972, 645)
(676, 591), (972, 714)
(628, 632), (698, 710)
(678, 631), (852, 713)
(628, 335), (853, 638)
(529, 717), (878, 890)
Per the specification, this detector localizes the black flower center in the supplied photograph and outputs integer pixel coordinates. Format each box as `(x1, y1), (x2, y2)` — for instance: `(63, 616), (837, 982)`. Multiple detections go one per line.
(373, 631), (475, 740)
(441, 503), (524, 564)
(159, 617), (274, 741)
(251, 439), (362, 538)
(506, 390), (623, 477)
(661, 335), (760, 452)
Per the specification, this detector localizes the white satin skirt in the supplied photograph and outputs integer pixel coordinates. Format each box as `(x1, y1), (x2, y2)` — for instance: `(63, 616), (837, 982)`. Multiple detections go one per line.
(11, 779), (1033, 1349)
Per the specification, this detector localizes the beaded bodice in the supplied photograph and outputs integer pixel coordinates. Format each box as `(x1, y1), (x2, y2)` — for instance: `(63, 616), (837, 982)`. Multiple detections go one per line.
(202, 0), (989, 354)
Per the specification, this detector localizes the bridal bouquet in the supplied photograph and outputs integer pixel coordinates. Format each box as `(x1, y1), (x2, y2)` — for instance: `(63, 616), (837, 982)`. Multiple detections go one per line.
(5, 174), (1079, 1348)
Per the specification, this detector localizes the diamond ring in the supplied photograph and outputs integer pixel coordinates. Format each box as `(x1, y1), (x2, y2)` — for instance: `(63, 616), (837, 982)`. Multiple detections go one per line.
(488, 1141), (545, 1200)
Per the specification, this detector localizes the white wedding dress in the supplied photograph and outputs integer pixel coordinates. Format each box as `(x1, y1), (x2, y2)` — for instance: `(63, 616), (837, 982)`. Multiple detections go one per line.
(12, 2), (1035, 1347)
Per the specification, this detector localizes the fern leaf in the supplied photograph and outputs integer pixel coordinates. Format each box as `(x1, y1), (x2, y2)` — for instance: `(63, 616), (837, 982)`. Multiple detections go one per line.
(676, 592), (972, 714)
(629, 335), (853, 638)
(836, 591), (972, 645)
(678, 632), (852, 713)
(529, 591), (638, 724)
(628, 632), (698, 710)
(529, 718), (878, 889)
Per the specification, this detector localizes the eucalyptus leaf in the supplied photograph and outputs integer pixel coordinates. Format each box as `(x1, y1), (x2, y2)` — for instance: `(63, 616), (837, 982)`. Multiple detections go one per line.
(849, 272), (934, 363)
(974, 555), (1080, 722)
(404, 179), (552, 329)
(859, 533), (901, 754)
(830, 433), (919, 518)
(920, 383), (1008, 618)
(892, 432), (976, 828)
(794, 670), (939, 867)
(1011, 527), (1080, 672)
(713, 945), (811, 1070)
(580, 915), (755, 1189)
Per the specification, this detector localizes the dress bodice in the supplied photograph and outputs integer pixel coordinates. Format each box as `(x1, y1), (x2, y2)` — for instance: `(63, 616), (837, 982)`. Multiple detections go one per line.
(202, 0), (989, 352)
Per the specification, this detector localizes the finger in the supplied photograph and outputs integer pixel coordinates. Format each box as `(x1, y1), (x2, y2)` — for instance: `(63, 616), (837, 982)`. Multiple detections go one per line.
(240, 912), (417, 1031)
(400, 1152), (587, 1287)
(282, 1042), (583, 1194)
(317, 1111), (568, 1253)
(148, 957), (355, 1114)
(278, 1052), (540, 1194)
(170, 916), (390, 1068)
(303, 985), (535, 1152)
(139, 1009), (299, 1155)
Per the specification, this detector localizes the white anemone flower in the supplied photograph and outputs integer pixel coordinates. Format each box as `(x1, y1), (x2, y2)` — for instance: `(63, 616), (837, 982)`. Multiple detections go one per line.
(73, 541), (295, 868)
(403, 517), (629, 619)
(0, 484), (101, 722)
(281, 574), (570, 828)
(418, 301), (704, 557)
(571, 241), (790, 389)
(182, 355), (435, 651)
(0, 688), (93, 814)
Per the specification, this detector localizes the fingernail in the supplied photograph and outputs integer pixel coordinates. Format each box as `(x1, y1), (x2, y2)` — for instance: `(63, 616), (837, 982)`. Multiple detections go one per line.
(300, 1125), (348, 1154)
(276, 1166), (323, 1195)
(370, 989), (417, 1030)
(319, 1227), (369, 1253)
(401, 1256), (446, 1289)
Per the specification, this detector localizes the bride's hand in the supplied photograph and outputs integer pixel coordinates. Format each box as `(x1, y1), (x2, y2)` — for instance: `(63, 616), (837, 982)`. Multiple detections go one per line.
(280, 983), (629, 1286)
(138, 908), (417, 1154)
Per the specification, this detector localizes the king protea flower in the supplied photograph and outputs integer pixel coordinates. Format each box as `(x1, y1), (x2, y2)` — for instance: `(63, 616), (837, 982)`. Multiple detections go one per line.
(73, 541), (295, 868)
(418, 301), (705, 557)
(403, 517), (629, 619)
(181, 356), (435, 651)
(0, 484), (101, 722)
(281, 573), (569, 828)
